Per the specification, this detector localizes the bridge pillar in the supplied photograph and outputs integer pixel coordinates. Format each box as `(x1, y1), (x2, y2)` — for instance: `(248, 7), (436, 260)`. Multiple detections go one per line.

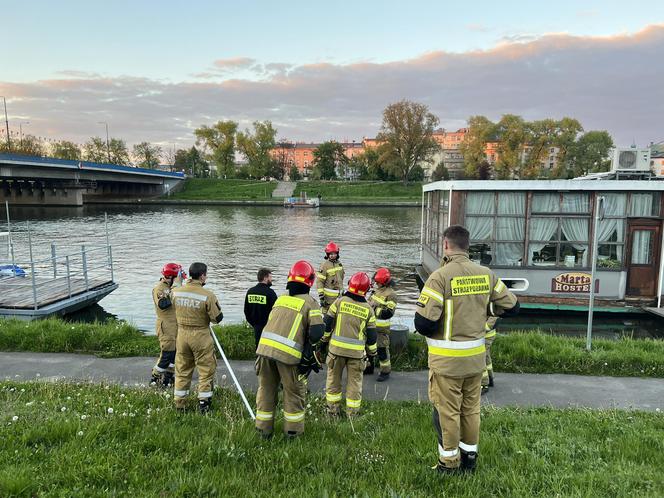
(0, 181), (84, 206)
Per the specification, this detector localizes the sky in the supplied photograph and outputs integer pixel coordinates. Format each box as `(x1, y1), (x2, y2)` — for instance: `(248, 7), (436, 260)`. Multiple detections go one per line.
(1, 0), (663, 149)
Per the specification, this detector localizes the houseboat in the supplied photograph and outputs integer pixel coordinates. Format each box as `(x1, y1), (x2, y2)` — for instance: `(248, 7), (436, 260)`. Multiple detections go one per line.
(417, 153), (664, 314)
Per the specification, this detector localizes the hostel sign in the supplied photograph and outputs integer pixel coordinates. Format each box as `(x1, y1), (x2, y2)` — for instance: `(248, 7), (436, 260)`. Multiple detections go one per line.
(551, 272), (599, 293)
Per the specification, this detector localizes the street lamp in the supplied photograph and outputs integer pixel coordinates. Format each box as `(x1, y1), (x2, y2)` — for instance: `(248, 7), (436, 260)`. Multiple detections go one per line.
(98, 121), (110, 163)
(19, 121), (30, 149)
(0, 96), (10, 151)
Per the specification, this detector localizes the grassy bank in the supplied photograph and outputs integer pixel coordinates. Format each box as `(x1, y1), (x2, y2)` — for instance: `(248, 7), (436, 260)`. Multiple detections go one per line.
(2, 319), (663, 378)
(1, 381), (662, 497)
(294, 180), (422, 201)
(168, 179), (277, 200)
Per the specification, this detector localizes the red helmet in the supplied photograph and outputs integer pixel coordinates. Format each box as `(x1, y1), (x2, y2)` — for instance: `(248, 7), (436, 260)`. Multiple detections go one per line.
(288, 260), (316, 288)
(325, 241), (340, 254)
(348, 272), (371, 297)
(161, 263), (182, 278)
(373, 267), (392, 286)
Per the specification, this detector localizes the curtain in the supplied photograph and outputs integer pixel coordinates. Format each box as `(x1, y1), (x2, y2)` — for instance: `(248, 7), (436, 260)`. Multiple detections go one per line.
(528, 217), (558, 264)
(532, 193), (558, 212)
(498, 192), (525, 215)
(630, 194), (654, 217)
(561, 218), (589, 265)
(632, 231), (652, 264)
(597, 219), (624, 261)
(467, 218), (493, 240)
(466, 192), (495, 240)
(562, 193), (590, 213)
(602, 193), (627, 216)
(496, 217), (525, 265)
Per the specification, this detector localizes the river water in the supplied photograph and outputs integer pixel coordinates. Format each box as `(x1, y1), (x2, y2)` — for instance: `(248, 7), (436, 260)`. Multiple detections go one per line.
(6, 205), (664, 339)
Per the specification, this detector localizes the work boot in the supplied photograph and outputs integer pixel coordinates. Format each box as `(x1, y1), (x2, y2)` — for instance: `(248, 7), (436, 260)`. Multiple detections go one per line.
(460, 450), (478, 473)
(256, 429), (273, 440)
(150, 373), (161, 386)
(481, 385), (489, 396)
(285, 431), (302, 440)
(434, 461), (460, 475)
(376, 372), (390, 382)
(488, 374), (495, 387)
(162, 372), (175, 388)
(363, 363), (375, 375)
(198, 399), (212, 415)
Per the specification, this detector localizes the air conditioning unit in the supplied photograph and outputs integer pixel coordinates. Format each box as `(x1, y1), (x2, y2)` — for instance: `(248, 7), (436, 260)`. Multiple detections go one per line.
(610, 147), (651, 172)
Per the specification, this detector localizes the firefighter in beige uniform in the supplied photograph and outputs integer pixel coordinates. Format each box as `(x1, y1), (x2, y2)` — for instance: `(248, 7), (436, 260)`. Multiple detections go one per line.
(172, 262), (223, 414)
(322, 272), (377, 417)
(316, 241), (344, 313)
(481, 316), (499, 394)
(255, 260), (325, 438)
(415, 225), (519, 474)
(150, 263), (185, 387)
(365, 267), (398, 382)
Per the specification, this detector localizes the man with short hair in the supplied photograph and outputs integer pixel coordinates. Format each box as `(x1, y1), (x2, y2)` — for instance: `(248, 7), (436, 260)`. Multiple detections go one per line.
(172, 262), (223, 414)
(415, 225), (519, 474)
(244, 268), (278, 348)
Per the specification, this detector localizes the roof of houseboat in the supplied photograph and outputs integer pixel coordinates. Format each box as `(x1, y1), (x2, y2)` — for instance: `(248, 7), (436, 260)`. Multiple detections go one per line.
(423, 180), (664, 192)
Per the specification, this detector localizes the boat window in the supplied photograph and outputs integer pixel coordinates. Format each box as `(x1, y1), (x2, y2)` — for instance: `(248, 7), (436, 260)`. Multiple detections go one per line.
(631, 230), (653, 265)
(466, 192), (495, 215)
(529, 216), (589, 268)
(562, 193), (590, 213)
(497, 192), (525, 215)
(532, 193), (559, 213)
(601, 193), (627, 216)
(629, 193), (660, 217)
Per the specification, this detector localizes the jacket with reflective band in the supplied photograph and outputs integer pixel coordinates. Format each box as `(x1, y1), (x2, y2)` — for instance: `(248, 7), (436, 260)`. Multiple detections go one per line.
(316, 260), (345, 304)
(415, 252), (517, 377)
(152, 279), (177, 337)
(172, 280), (222, 331)
(368, 286), (397, 333)
(256, 293), (324, 365)
(325, 296), (377, 359)
(485, 316), (498, 346)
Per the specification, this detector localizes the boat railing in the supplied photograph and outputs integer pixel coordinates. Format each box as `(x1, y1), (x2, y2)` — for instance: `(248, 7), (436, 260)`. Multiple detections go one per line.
(0, 243), (114, 311)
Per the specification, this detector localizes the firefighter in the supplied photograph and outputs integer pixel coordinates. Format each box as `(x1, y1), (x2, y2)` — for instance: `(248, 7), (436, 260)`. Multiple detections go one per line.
(481, 316), (498, 394)
(322, 272), (377, 417)
(255, 260), (325, 438)
(150, 262), (185, 387)
(316, 241), (344, 313)
(172, 262), (223, 414)
(244, 268), (278, 348)
(365, 267), (398, 382)
(414, 225), (519, 474)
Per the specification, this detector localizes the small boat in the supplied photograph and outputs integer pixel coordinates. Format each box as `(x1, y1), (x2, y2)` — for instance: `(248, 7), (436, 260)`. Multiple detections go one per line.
(0, 264), (26, 277)
(284, 192), (320, 208)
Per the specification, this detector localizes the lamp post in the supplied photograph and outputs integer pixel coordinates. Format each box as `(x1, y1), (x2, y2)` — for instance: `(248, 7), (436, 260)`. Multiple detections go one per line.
(98, 121), (110, 162)
(1, 96), (10, 151)
(19, 121), (30, 149)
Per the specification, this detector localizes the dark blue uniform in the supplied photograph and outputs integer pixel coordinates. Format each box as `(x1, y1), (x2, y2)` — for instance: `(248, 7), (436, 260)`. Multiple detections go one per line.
(244, 283), (278, 347)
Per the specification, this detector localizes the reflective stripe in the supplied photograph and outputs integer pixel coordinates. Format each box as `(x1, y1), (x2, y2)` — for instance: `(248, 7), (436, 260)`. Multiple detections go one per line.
(283, 410), (305, 422)
(198, 391), (213, 399)
(379, 360), (390, 367)
(274, 295), (305, 312)
(494, 279), (506, 293)
(367, 343), (377, 353)
(485, 329), (496, 338)
(485, 323), (492, 331)
(459, 441), (478, 452)
(288, 313), (303, 340)
(316, 272), (326, 280)
(443, 299), (453, 341)
(346, 398), (361, 408)
(426, 337), (485, 357)
(172, 291), (207, 301)
(324, 288), (341, 297)
(326, 392), (342, 403)
(376, 320), (391, 327)
(427, 337), (485, 349)
(256, 410), (274, 421)
(174, 389), (189, 397)
(153, 365), (167, 373)
(309, 309), (323, 318)
(438, 444), (459, 458)
(168, 363), (176, 368)
(259, 332), (303, 359)
(421, 286), (444, 304)
(326, 266), (343, 275)
(489, 302), (496, 316)
(331, 335), (365, 351)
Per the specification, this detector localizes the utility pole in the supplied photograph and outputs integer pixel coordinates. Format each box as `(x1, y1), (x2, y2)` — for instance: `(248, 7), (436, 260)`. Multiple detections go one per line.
(1, 96), (10, 152)
(98, 121), (110, 162)
(19, 121), (29, 149)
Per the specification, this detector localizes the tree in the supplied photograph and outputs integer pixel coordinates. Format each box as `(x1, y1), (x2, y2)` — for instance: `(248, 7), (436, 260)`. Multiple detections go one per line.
(84, 136), (130, 165)
(236, 121), (277, 179)
(522, 119), (557, 178)
(194, 120), (238, 176)
(109, 138), (131, 165)
(174, 146), (209, 177)
(562, 131), (614, 178)
(312, 141), (347, 180)
(551, 117), (584, 177)
(478, 160), (492, 180)
(51, 141), (81, 160)
(460, 115), (495, 178)
(288, 165), (301, 181)
(12, 135), (45, 157)
(431, 162), (450, 181)
(133, 142), (162, 169)
(377, 100), (440, 185)
(493, 114), (527, 179)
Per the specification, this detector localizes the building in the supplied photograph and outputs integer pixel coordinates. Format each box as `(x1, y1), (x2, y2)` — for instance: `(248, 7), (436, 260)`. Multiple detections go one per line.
(271, 141), (365, 178)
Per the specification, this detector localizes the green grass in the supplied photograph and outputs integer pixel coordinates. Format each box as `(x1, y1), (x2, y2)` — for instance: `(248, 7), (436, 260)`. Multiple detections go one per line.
(294, 180), (422, 201)
(168, 179), (277, 200)
(2, 319), (663, 378)
(1, 381), (662, 497)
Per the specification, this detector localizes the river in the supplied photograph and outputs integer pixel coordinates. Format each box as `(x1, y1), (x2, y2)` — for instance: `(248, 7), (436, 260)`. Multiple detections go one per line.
(5, 204), (664, 339)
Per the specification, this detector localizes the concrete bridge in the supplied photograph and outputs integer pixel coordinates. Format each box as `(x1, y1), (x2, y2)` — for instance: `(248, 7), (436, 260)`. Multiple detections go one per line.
(0, 154), (185, 206)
